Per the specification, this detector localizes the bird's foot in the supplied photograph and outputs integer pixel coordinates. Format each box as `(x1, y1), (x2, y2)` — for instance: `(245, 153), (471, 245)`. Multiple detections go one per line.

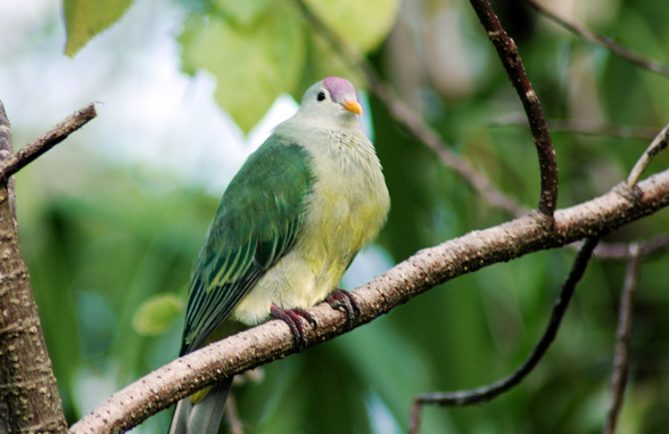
(325, 288), (360, 330)
(270, 304), (317, 351)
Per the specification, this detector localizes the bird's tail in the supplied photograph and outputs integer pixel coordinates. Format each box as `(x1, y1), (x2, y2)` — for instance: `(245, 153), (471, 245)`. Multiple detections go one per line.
(168, 378), (232, 434)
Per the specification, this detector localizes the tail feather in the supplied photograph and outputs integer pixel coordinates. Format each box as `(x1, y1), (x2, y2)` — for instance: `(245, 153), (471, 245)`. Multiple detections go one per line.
(169, 378), (232, 434)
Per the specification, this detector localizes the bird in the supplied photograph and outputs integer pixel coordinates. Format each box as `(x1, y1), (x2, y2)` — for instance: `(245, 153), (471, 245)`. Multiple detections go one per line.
(169, 76), (390, 434)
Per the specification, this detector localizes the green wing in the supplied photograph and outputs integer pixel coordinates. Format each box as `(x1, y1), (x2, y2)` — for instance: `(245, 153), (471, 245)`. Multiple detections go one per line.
(180, 138), (314, 354)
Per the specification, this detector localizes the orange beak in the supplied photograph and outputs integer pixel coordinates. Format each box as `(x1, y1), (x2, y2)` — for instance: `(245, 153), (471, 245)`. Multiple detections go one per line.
(341, 99), (363, 115)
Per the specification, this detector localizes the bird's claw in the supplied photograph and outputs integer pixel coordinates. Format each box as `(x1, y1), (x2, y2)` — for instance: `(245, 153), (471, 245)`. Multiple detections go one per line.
(270, 304), (317, 351)
(325, 289), (360, 330)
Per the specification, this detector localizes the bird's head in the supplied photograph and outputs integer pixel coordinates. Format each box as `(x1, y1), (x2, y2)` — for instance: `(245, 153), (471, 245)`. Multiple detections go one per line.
(298, 76), (363, 127)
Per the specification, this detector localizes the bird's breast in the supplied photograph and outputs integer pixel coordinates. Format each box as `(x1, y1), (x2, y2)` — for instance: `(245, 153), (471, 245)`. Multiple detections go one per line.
(231, 128), (389, 325)
(300, 129), (390, 278)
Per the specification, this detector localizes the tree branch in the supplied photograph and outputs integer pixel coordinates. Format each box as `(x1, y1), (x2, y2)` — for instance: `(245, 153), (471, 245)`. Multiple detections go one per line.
(523, 0), (669, 78)
(469, 0), (559, 216)
(409, 237), (599, 434)
(627, 123), (669, 187)
(374, 82), (528, 216)
(0, 103), (96, 182)
(604, 244), (640, 434)
(593, 234), (669, 260)
(71, 168), (669, 433)
(0, 101), (68, 432)
(491, 115), (660, 141)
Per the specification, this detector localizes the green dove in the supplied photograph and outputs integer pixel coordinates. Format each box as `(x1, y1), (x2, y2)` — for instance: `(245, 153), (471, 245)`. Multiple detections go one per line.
(169, 76), (390, 434)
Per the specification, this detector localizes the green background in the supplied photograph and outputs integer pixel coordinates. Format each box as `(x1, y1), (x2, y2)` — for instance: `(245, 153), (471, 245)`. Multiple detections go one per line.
(3, 0), (669, 432)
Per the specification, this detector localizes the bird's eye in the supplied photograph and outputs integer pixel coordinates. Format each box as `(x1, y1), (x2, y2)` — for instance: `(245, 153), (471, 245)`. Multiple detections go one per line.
(317, 91), (326, 102)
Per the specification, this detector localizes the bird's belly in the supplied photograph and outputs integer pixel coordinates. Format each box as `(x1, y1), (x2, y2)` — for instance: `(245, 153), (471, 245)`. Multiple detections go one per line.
(229, 240), (346, 326)
(231, 191), (385, 326)
(231, 137), (390, 327)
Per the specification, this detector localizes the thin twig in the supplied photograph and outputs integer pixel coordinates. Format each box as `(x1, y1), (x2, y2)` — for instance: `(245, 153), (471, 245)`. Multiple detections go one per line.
(376, 84), (527, 216)
(293, 0), (526, 217)
(639, 234), (669, 256)
(604, 243), (640, 434)
(523, 0), (669, 78)
(627, 123), (669, 187)
(224, 394), (244, 434)
(537, 121), (658, 141)
(491, 115), (659, 141)
(469, 0), (559, 216)
(409, 237), (599, 434)
(0, 104), (97, 181)
(593, 234), (669, 260)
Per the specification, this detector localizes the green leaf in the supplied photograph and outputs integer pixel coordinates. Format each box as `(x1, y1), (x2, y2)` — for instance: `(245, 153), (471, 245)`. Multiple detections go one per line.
(180, 3), (305, 132)
(298, 33), (366, 98)
(132, 294), (184, 336)
(214, 0), (273, 26)
(62, 0), (134, 56)
(295, 0), (400, 98)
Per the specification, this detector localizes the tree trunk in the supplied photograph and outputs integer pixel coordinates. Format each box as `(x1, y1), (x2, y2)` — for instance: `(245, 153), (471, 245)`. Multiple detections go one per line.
(0, 101), (67, 433)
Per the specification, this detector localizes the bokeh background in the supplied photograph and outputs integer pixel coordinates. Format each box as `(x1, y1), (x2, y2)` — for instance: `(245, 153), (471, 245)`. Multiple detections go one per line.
(1, 0), (669, 432)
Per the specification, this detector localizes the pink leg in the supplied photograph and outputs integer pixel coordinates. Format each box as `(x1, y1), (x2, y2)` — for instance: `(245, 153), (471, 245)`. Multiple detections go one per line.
(270, 304), (317, 350)
(325, 289), (360, 330)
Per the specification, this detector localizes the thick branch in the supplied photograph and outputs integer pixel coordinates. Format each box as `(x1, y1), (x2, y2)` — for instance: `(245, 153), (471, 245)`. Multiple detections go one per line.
(524, 0), (669, 78)
(0, 101), (68, 432)
(469, 0), (559, 215)
(72, 168), (669, 434)
(0, 104), (96, 182)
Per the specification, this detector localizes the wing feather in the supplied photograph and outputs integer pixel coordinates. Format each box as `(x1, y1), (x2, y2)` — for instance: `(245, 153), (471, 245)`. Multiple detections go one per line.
(180, 138), (314, 354)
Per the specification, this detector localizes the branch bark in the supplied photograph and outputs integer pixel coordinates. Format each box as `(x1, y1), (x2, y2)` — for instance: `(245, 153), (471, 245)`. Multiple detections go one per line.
(469, 0), (559, 215)
(0, 104), (96, 182)
(0, 102), (68, 432)
(72, 168), (669, 433)
(627, 123), (669, 187)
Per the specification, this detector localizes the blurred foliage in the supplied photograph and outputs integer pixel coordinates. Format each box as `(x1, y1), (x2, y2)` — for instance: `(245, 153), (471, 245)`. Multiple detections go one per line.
(12, 0), (669, 433)
(133, 293), (184, 336)
(179, 1), (306, 132)
(178, 0), (399, 131)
